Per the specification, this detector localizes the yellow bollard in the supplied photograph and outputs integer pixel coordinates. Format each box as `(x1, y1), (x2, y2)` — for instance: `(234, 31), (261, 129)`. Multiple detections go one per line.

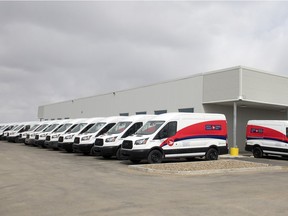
(230, 147), (239, 156)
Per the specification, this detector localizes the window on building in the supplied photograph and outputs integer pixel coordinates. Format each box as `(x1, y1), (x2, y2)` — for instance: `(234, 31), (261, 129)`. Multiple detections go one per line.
(178, 108), (194, 113)
(136, 111), (147, 115)
(119, 113), (129, 116)
(154, 110), (167, 115)
(154, 121), (177, 140)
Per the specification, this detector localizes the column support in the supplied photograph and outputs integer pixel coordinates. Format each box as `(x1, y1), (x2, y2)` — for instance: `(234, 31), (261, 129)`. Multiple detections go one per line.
(233, 102), (237, 148)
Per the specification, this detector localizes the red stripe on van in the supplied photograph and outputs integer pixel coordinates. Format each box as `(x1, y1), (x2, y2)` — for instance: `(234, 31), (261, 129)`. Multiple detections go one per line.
(246, 125), (287, 142)
(160, 120), (227, 147)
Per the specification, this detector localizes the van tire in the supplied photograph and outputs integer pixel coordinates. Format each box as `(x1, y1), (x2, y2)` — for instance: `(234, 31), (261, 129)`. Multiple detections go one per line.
(205, 148), (218, 160)
(148, 149), (163, 164)
(90, 147), (97, 156)
(253, 146), (263, 158)
(116, 148), (122, 160)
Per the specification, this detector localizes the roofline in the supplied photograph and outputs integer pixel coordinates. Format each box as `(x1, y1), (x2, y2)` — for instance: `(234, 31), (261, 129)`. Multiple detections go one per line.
(39, 65), (288, 107)
(203, 98), (288, 108)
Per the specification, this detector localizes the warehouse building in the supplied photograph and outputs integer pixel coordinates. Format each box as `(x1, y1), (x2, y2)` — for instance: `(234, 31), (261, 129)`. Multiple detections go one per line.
(38, 66), (288, 151)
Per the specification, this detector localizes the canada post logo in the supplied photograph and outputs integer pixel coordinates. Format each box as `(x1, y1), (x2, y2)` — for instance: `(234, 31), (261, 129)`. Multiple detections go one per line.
(205, 125), (222, 130)
(251, 128), (263, 133)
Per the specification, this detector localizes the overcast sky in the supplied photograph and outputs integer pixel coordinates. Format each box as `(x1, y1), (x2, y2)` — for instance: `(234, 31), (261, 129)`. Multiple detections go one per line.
(1, 1), (288, 123)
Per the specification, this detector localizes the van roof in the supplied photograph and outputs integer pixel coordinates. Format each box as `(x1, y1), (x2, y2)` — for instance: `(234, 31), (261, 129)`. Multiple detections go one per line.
(248, 120), (288, 124)
(149, 112), (226, 121)
(118, 114), (156, 122)
(100, 116), (129, 123)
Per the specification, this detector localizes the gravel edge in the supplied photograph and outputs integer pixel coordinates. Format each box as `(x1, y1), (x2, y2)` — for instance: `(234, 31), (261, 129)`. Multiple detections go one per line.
(128, 159), (285, 176)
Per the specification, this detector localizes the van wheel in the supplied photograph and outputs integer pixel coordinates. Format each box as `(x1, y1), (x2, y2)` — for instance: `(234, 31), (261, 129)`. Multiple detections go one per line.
(253, 147), (263, 158)
(90, 147), (97, 156)
(116, 148), (122, 160)
(205, 148), (218, 160)
(148, 149), (163, 164)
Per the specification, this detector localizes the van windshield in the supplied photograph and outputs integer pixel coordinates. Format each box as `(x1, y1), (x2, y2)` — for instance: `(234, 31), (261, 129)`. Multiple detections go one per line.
(70, 123), (87, 133)
(108, 122), (132, 135)
(14, 125), (24, 131)
(35, 124), (48, 132)
(87, 122), (106, 133)
(43, 124), (59, 132)
(136, 121), (165, 135)
(55, 123), (72, 132)
(27, 124), (39, 132)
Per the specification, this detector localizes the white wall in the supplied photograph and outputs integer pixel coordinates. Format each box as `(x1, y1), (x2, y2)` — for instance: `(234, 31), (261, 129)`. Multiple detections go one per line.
(38, 75), (204, 119)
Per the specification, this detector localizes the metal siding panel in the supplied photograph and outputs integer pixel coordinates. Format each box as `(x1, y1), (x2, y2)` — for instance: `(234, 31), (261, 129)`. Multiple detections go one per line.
(203, 69), (240, 103)
(38, 75), (204, 119)
(242, 69), (288, 106)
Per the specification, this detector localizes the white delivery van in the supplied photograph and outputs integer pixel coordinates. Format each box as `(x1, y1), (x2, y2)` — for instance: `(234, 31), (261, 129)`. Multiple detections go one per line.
(2, 124), (19, 140)
(0, 124), (5, 131)
(18, 122), (42, 143)
(26, 120), (55, 146)
(44, 119), (86, 150)
(121, 112), (228, 164)
(0, 123), (15, 140)
(34, 119), (70, 148)
(7, 121), (39, 143)
(245, 120), (288, 158)
(92, 115), (155, 159)
(58, 117), (104, 153)
(73, 116), (128, 155)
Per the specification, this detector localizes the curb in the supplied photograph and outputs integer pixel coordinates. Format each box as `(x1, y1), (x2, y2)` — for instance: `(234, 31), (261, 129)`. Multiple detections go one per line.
(129, 162), (285, 176)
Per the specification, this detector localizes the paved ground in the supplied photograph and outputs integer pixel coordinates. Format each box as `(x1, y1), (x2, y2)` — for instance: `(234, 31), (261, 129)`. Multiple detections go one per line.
(1, 141), (288, 216)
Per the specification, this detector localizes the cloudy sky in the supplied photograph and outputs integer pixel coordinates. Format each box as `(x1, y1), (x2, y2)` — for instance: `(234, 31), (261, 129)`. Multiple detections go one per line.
(1, 1), (288, 123)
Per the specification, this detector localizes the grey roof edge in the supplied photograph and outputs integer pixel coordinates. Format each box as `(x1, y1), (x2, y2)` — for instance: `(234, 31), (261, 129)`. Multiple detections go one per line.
(203, 98), (288, 108)
(239, 65), (288, 80)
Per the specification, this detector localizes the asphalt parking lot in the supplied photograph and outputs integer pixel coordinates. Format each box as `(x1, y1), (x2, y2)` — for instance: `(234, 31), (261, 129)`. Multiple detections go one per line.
(1, 141), (288, 216)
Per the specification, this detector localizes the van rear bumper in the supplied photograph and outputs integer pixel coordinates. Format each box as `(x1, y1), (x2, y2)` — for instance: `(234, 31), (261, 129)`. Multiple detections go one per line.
(219, 146), (229, 154)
